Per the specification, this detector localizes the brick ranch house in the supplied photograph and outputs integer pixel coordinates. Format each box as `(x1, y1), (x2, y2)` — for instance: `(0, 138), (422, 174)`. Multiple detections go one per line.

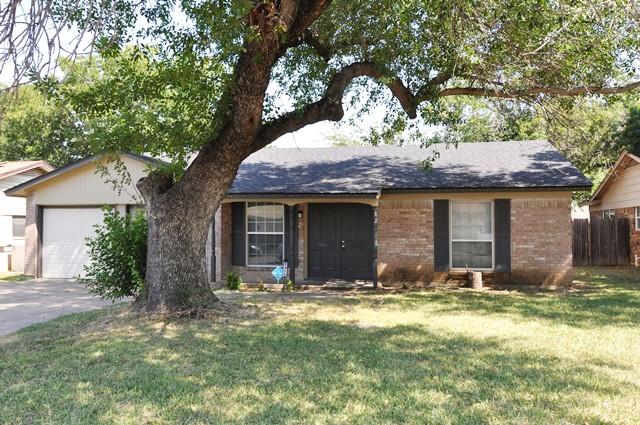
(586, 150), (640, 264)
(6, 140), (590, 285)
(217, 140), (590, 286)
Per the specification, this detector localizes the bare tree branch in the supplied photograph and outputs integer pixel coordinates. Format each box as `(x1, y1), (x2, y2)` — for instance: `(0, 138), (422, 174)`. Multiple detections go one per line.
(0, 0), (102, 91)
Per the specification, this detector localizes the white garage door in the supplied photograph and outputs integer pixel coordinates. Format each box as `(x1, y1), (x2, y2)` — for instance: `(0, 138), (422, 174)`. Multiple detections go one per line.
(42, 208), (104, 279)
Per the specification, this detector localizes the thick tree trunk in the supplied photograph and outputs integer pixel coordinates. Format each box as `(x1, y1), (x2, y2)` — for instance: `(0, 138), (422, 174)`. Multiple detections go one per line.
(133, 145), (245, 313)
(133, 191), (219, 313)
(130, 0), (334, 313)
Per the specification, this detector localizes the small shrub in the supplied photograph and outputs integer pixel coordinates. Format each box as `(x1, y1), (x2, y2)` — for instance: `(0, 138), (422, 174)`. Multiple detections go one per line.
(80, 207), (147, 300)
(284, 279), (295, 292)
(226, 272), (242, 290)
(258, 280), (266, 292)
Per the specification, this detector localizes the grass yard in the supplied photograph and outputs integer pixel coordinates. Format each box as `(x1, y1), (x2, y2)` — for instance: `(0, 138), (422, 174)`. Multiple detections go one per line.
(1, 268), (640, 424)
(0, 272), (31, 282)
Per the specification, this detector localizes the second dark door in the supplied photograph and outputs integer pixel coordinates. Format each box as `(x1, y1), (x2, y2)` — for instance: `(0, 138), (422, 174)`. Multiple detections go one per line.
(308, 203), (373, 280)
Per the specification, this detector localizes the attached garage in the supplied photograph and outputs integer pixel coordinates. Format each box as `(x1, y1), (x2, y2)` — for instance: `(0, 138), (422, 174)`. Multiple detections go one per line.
(5, 153), (156, 279)
(42, 208), (104, 279)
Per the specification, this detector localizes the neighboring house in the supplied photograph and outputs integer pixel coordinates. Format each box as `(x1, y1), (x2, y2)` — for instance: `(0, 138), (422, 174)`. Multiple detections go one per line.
(5, 153), (155, 279)
(586, 151), (640, 264)
(0, 161), (54, 273)
(6, 140), (591, 286)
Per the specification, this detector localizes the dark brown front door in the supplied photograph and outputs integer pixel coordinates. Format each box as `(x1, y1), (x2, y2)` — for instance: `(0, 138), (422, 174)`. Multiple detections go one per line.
(308, 204), (373, 280)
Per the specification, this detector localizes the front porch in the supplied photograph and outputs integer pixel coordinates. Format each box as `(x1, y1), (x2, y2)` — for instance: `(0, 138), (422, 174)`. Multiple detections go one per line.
(210, 199), (382, 287)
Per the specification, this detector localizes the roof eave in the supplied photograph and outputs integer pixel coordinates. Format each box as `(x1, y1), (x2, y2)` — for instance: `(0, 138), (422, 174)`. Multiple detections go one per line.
(0, 161), (55, 181)
(225, 192), (380, 199)
(226, 185), (592, 198)
(4, 152), (161, 197)
(589, 151), (639, 202)
(381, 185), (591, 194)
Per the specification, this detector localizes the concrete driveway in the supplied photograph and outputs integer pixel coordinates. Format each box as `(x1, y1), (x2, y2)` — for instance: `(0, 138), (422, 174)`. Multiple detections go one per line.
(0, 279), (126, 336)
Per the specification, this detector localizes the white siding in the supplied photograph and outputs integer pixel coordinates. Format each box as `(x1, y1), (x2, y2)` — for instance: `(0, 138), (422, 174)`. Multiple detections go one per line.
(592, 163), (640, 212)
(0, 172), (45, 216)
(0, 216), (11, 246)
(0, 169), (47, 250)
(33, 156), (149, 206)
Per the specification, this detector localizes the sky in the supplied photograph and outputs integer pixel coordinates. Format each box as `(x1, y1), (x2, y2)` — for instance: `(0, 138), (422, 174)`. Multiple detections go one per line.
(272, 122), (336, 148)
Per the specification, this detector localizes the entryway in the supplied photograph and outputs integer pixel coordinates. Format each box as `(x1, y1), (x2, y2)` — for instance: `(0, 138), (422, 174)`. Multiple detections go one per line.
(308, 203), (374, 280)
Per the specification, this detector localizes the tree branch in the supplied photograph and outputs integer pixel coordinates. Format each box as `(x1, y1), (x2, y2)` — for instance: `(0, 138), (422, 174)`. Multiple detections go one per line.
(255, 61), (420, 150)
(286, 0), (333, 40)
(437, 81), (640, 99)
(298, 29), (332, 61)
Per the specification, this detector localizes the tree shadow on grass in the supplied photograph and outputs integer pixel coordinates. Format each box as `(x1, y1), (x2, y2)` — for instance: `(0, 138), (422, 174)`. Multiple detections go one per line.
(0, 314), (635, 424)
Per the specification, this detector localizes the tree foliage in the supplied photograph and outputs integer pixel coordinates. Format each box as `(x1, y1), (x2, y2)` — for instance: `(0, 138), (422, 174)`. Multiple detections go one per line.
(0, 85), (92, 167)
(7, 0), (636, 170)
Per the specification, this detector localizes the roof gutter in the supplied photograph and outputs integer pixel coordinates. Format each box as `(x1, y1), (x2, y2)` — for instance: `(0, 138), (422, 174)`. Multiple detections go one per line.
(224, 185), (591, 199)
(380, 185), (592, 194)
(225, 192), (379, 199)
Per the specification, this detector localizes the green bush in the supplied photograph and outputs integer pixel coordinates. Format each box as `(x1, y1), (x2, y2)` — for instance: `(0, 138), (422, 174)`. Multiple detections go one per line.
(284, 279), (295, 292)
(226, 272), (242, 290)
(80, 207), (147, 300)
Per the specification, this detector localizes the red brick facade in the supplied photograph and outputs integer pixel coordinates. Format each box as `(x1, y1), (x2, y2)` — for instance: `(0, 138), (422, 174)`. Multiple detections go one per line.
(511, 199), (573, 285)
(217, 197), (574, 286)
(377, 199), (434, 282)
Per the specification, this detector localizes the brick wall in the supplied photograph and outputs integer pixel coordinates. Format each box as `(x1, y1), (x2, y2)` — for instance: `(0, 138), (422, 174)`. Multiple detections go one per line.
(214, 197), (575, 286)
(24, 192), (37, 277)
(511, 198), (573, 285)
(377, 199), (434, 282)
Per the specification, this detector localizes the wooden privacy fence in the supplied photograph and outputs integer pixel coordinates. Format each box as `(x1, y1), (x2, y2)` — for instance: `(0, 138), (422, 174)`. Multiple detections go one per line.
(572, 218), (630, 266)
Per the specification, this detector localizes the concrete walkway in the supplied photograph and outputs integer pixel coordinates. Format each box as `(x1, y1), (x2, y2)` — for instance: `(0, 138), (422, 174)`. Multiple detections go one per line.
(0, 279), (125, 336)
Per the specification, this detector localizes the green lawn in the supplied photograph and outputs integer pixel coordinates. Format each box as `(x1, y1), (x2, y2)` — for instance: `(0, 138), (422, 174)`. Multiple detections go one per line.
(0, 272), (31, 282)
(1, 268), (639, 424)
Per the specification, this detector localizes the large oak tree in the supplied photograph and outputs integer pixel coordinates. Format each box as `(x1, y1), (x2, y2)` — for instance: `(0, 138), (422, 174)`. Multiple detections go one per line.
(2, 0), (640, 312)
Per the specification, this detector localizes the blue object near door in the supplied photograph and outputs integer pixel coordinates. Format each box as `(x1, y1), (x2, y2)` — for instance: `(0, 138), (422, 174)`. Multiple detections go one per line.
(272, 266), (285, 282)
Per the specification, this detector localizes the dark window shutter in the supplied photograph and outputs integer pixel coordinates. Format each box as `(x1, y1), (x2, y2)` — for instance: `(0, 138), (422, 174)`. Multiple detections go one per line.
(433, 200), (450, 272)
(494, 199), (511, 272)
(284, 205), (291, 263)
(283, 205), (299, 267)
(231, 202), (246, 266)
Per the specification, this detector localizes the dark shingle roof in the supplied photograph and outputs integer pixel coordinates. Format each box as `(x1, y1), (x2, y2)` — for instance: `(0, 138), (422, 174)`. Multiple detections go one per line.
(229, 140), (591, 195)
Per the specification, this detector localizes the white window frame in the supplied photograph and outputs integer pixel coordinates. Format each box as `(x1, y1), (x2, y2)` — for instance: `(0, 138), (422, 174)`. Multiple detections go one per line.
(603, 209), (615, 219)
(449, 200), (495, 271)
(245, 202), (285, 268)
(635, 207), (640, 230)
